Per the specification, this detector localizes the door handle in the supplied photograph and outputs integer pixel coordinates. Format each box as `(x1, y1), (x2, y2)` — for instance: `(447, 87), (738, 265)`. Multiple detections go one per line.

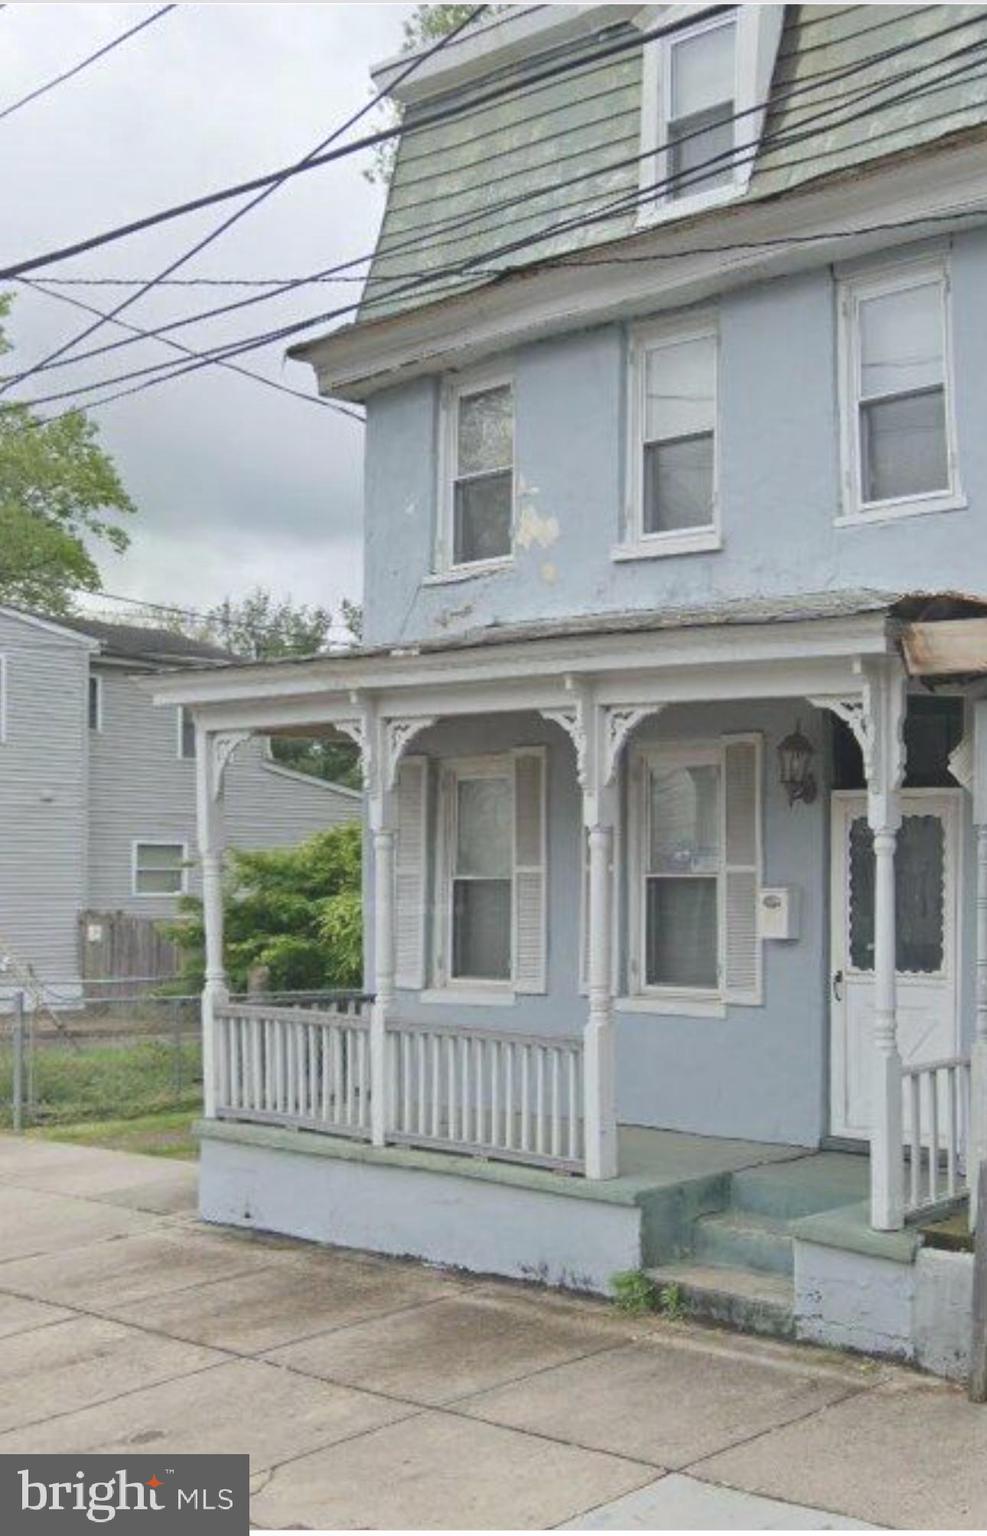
(832, 969), (843, 1002)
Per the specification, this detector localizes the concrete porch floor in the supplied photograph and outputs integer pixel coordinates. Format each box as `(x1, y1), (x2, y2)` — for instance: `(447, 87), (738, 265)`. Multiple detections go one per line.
(1, 1134), (987, 1527)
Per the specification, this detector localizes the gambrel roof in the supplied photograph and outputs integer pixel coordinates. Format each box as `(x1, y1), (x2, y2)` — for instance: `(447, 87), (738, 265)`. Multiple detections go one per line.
(354, 4), (987, 324)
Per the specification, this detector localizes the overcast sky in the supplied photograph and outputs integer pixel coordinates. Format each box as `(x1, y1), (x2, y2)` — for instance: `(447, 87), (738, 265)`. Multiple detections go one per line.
(2, 2), (416, 635)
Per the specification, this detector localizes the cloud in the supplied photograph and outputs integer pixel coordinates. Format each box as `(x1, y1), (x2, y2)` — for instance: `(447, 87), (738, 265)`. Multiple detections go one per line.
(2, 2), (411, 618)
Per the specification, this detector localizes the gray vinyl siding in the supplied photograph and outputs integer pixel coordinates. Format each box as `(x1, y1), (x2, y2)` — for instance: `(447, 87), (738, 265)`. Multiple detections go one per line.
(0, 611), (90, 992)
(87, 667), (360, 918)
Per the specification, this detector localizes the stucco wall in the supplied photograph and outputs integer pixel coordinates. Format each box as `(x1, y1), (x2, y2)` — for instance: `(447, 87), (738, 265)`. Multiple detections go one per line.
(377, 697), (829, 1148)
(362, 231), (987, 652)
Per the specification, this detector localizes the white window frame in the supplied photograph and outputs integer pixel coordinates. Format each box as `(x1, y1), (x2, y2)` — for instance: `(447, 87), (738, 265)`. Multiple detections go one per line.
(177, 705), (196, 760)
(616, 313), (721, 561)
(837, 256), (964, 526)
(637, 7), (743, 227)
(625, 735), (762, 1014)
(132, 839), (189, 899)
(435, 365), (516, 579)
(433, 753), (516, 998)
(88, 673), (102, 733)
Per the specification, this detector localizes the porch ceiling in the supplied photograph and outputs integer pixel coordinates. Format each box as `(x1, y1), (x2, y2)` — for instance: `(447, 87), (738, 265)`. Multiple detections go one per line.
(147, 588), (987, 735)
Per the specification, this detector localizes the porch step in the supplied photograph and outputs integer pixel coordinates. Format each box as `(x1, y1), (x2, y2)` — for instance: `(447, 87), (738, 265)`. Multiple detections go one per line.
(692, 1209), (793, 1276)
(729, 1153), (870, 1221)
(645, 1262), (795, 1340)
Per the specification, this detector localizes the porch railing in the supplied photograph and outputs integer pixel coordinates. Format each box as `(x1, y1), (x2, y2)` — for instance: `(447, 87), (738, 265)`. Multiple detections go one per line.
(211, 1004), (585, 1173)
(902, 1054), (971, 1218)
(386, 1018), (584, 1172)
(214, 1000), (373, 1139)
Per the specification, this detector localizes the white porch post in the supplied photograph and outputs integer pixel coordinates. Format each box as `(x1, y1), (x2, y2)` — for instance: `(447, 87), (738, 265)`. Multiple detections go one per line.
(369, 808), (395, 1148)
(196, 728), (247, 1118)
(863, 659), (907, 1232)
(578, 691), (619, 1181)
(970, 700), (987, 1220)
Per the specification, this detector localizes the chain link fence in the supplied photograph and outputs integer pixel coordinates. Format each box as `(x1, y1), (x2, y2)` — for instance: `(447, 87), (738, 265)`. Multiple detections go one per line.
(0, 982), (373, 1132)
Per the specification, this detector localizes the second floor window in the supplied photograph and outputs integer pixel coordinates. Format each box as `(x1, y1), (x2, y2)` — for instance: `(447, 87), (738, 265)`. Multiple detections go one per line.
(624, 317), (719, 556)
(178, 705), (196, 759)
(440, 373), (515, 570)
(839, 260), (960, 520)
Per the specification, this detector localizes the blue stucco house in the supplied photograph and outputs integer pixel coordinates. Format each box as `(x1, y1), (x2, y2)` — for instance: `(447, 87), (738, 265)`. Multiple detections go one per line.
(157, 5), (987, 1374)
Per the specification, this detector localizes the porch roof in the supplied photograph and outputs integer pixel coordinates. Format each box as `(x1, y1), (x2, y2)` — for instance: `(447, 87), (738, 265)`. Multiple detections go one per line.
(148, 588), (987, 732)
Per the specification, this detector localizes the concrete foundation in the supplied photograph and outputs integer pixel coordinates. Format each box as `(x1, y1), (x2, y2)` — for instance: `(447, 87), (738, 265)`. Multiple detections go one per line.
(200, 1127), (641, 1294)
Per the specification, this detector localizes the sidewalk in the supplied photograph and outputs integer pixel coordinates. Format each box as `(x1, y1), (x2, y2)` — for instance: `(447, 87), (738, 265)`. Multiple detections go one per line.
(0, 1134), (983, 1529)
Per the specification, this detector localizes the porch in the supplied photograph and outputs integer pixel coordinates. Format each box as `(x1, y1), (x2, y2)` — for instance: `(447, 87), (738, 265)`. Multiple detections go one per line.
(153, 591), (987, 1253)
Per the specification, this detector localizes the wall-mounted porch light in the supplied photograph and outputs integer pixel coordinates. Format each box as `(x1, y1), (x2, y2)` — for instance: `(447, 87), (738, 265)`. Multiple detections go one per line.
(778, 721), (817, 806)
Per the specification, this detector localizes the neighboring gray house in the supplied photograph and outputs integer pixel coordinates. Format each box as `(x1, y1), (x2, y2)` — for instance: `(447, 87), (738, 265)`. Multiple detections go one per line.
(157, 6), (987, 1376)
(0, 606), (360, 999)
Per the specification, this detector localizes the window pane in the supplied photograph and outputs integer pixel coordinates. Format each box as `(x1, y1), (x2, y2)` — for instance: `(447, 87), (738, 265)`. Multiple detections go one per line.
(643, 434), (714, 532)
(646, 877), (718, 987)
(848, 815), (945, 974)
(453, 879), (511, 979)
(859, 283), (943, 399)
(669, 105), (735, 196)
(649, 763), (720, 874)
(181, 708), (196, 759)
(456, 777), (512, 878)
(88, 676), (100, 730)
(137, 868), (183, 895)
(454, 470), (512, 563)
(138, 844), (183, 871)
(671, 22), (735, 118)
(861, 388), (947, 503)
(457, 384), (513, 476)
(645, 335), (715, 442)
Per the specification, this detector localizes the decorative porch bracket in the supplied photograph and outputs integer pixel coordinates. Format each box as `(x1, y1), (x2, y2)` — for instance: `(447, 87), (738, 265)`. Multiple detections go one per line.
(343, 698), (436, 1147)
(542, 688), (665, 1180)
(811, 660), (907, 1231)
(196, 727), (251, 1118)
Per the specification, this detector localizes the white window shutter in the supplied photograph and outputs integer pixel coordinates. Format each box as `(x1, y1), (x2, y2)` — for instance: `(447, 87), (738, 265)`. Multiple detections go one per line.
(513, 748), (547, 994)
(395, 756), (428, 990)
(722, 734), (762, 1005)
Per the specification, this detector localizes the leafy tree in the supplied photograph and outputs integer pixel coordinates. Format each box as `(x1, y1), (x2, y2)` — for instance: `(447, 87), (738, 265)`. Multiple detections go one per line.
(365, 5), (494, 185)
(0, 295), (135, 613)
(166, 823), (363, 993)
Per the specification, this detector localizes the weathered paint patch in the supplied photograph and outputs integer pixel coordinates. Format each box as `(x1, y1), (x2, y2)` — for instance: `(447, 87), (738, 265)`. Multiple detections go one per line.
(540, 562), (558, 585)
(516, 480), (560, 551)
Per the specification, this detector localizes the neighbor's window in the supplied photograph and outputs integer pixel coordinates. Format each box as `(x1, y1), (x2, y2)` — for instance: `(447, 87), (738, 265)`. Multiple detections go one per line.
(179, 706), (196, 759)
(644, 754), (721, 989)
(665, 16), (737, 199)
(88, 674), (102, 732)
(133, 842), (186, 896)
(446, 376), (514, 568)
(842, 262), (957, 516)
(451, 769), (513, 981)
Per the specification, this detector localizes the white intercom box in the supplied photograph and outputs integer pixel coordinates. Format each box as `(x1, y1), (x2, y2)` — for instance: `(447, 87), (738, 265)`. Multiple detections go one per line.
(758, 886), (800, 941)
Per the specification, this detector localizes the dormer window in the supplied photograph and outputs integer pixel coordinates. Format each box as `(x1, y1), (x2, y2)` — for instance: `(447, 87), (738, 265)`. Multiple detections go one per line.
(666, 15), (737, 199)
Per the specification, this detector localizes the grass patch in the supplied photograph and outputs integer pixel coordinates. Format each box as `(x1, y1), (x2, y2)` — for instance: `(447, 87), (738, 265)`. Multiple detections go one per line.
(0, 1036), (202, 1129)
(30, 1108), (199, 1161)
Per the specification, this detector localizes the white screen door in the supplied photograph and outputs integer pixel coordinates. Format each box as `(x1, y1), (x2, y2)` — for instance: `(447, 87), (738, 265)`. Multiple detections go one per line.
(829, 789), (961, 1140)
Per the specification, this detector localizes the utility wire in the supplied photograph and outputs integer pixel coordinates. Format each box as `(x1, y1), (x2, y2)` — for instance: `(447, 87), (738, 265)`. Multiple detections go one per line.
(23, 39), (987, 414)
(0, 5), (488, 396)
(0, 5), (175, 125)
(0, 6), (733, 286)
(16, 276), (365, 422)
(19, 11), (987, 384)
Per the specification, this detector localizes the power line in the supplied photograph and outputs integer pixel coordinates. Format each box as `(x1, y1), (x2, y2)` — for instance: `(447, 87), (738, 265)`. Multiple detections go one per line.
(19, 11), (987, 387)
(0, 5), (175, 125)
(23, 39), (987, 415)
(16, 276), (365, 422)
(0, 5), (488, 397)
(79, 587), (357, 642)
(0, 6), (734, 286)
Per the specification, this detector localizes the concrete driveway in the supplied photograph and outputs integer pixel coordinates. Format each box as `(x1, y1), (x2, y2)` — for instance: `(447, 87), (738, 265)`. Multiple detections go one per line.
(0, 1136), (985, 1530)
